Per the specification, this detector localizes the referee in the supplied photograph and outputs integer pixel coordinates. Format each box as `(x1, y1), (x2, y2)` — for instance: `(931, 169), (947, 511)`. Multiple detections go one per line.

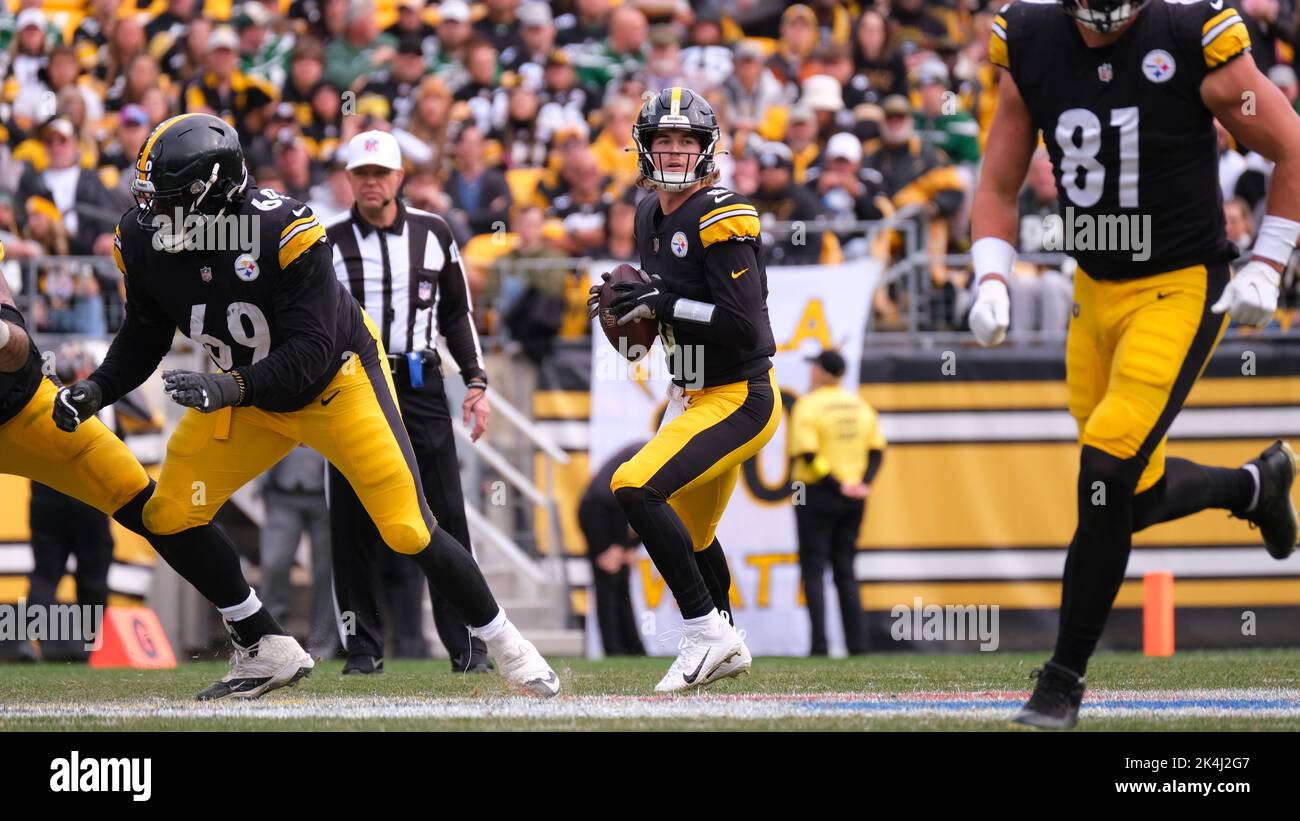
(788, 350), (886, 657)
(326, 130), (492, 674)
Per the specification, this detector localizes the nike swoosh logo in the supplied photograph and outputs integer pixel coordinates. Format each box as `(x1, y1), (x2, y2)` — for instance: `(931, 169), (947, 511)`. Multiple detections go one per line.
(682, 649), (710, 685)
(643, 288), (659, 299)
(320, 390), (341, 406)
(714, 193), (733, 203)
(731, 268), (749, 279)
(1210, 0), (1223, 8)
(293, 206), (308, 216)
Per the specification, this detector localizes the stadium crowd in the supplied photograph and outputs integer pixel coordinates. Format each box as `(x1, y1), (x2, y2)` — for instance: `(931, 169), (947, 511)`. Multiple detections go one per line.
(0, 0), (1298, 342)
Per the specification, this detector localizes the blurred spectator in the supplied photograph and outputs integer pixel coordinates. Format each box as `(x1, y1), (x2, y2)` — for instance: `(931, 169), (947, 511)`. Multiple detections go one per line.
(402, 76), (457, 174)
(854, 8), (907, 100)
(387, 0), (438, 45)
(719, 0), (785, 41)
(580, 441), (648, 657)
(912, 59), (981, 167)
(890, 0), (948, 52)
(307, 155), (355, 224)
(324, 0), (397, 89)
(274, 133), (318, 201)
(100, 105), (154, 214)
(97, 12), (147, 90)
(784, 103), (822, 183)
(447, 124), (512, 235)
(1240, 0), (1282, 74)
(259, 446), (337, 659)
(682, 9), (733, 91)
(430, 0), (476, 91)
(508, 0), (558, 87)
(185, 26), (277, 143)
(476, 0), (526, 60)
(455, 37), (506, 135)
(5, 8), (54, 93)
(538, 49), (598, 135)
(804, 131), (885, 257)
(603, 187), (641, 262)
(106, 51), (166, 113)
(801, 74), (853, 143)
(1225, 196), (1257, 264)
(160, 17), (212, 83)
(572, 4), (647, 89)
(146, 0), (195, 43)
(16, 119), (117, 257)
(863, 95), (964, 222)
(811, 42), (871, 111)
(27, 197), (105, 334)
(493, 203), (569, 358)
(1269, 63), (1299, 114)
(769, 5), (819, 90)
(642, 24), (686, 91)
(723, 39), (789, 144)
(751, 141), (823, 265)
(237, 1), (295, 90)
(359, 35), (432, 127)
(548, 147), (613, 257)
(1011, 149), (1072, 335)
(494, 83), (551, 169)
(557, 0), (615, 48)
(589, 94), (640, 191)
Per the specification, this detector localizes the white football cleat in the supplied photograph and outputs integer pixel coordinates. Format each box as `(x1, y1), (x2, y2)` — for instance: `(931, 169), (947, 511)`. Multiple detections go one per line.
(196, 633), (314, 701)
(655, 612), (750, 693)
(485, 621), (561, 698)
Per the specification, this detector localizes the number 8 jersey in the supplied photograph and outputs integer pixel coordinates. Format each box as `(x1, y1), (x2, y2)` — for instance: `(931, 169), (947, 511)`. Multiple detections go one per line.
(103, 187), (371, 412)
(990, 0), (1248, 278)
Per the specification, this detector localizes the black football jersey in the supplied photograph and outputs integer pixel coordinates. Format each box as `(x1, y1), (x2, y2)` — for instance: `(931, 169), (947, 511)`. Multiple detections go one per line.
(991, 0), (1248, 278)
(0, 303), (43, 427)
(107, 188), (369, 412)
(635, 186), (776, 388)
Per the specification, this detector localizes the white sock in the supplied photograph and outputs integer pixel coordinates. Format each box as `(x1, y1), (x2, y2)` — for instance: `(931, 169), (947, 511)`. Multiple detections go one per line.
(683, 609), (722, 634)
(469, 608), (507, 641)
(1244, 463), (1262, 512)
(218, 588), (262, 623)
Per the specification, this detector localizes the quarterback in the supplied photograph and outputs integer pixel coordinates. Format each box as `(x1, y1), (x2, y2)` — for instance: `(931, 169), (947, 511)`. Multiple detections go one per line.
(970, 0), (1300, 727)
(53, 113), (559, 698)
(588, 88), (780, 692)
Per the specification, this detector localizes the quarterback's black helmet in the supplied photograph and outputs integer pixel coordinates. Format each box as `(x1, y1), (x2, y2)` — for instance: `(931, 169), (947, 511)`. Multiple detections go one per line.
(1059, 0), (1150, 34)
(633, 87), (720, 192)
(132, 113), (248, 228)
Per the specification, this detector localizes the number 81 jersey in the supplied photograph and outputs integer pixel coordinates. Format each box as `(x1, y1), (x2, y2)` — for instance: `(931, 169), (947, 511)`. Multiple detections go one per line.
(113, 187), (368, 411)
(990, 0), (1248, 279)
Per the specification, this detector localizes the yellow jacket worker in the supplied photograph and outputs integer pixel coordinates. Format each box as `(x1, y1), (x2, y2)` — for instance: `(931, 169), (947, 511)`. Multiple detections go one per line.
(788, 349), (885, 656)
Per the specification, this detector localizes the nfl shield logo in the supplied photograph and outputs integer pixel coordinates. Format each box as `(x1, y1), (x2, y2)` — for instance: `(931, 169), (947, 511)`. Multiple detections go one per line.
(418, 280), (433, 302)
(1098, 63), (1112, 83)
(200, 265), (212, 282)
(365, 138), (379, 152)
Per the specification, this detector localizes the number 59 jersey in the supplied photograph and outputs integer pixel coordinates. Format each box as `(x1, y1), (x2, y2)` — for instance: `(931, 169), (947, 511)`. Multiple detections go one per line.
(113, 187), (370, 412)
(991, 0), (1248, 279)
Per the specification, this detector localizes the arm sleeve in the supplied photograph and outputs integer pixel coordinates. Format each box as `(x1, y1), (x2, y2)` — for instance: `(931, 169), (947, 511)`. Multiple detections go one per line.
(863, 449), (884, 484)
(237, 240), (338, 407)
(434, 226), (486, 385)
(664, 238), (765, 349)
(89, 227), (176, 406)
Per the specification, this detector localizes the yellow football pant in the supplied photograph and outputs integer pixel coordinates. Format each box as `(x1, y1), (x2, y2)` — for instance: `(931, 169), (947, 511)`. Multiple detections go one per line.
(611, 369), (782, 551)
(1067, 263), (1230, 493)
(0, 378), (150, 514)
(144, 313), (435, 553)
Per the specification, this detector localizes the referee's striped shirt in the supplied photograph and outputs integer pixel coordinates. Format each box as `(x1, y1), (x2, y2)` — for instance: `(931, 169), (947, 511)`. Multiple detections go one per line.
(325, 201), (485, 384)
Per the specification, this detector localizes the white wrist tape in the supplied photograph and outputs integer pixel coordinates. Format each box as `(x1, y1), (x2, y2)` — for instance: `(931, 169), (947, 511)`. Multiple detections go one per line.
(1252, 215), (1300, 266)
(971, 236), (1017, 284)
(0, 318), (10, 350)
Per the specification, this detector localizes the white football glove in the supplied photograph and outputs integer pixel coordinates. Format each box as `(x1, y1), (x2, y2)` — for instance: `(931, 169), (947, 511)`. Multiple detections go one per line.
(1211, 260), (1280, 328)
(968, 277), (1011, 347)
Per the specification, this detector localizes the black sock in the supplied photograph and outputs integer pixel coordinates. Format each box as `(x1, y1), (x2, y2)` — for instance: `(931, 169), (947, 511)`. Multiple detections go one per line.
(229, 608), (284, 647)
(1132, 457), (1256, 531)
(408, 526), (499, 628)
(1052, 447), (1143, 677)
(615, 485), (712, 619)
(694, 538), (733, 624)
(113, 482), (259, 610)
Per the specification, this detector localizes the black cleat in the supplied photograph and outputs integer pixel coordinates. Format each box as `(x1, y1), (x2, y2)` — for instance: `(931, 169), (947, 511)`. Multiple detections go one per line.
(1012, 661), (1085, 730)
(1236, 440), (1299, 560)
(451, 652), (493, 674)
(342, 654), (384, 675)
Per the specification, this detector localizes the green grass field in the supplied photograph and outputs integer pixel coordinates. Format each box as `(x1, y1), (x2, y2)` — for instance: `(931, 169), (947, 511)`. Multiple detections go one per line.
(2, 650), (1298, 731)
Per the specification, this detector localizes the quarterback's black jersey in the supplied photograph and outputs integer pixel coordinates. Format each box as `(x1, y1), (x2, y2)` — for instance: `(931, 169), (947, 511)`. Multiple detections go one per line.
(635, 186), (776, 388)
(93, 189), (370, 412)
(991, 0), (1249, 278)
(0, 303), (43, 426)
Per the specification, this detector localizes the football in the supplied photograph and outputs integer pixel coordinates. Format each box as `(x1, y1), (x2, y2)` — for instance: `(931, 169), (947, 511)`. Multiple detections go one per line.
(598, 263), (659, 361)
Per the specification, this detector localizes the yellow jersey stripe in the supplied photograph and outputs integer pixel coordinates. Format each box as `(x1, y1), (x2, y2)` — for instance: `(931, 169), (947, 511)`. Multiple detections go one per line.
(989, 24), (1010, 69)
(112, 225), (126, 275)
(278, 222), (326, 269)
(137, 113), (203, 178)
(279, 215), (316, 239)
(1201, 8), (1239, 37)
(699, 203), (759, 224)
(1203, 17), (1251, 68)
(699, 213), (761, 248)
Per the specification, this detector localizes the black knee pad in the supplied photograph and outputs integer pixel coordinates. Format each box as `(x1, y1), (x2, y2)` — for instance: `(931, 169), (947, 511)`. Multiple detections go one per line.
(1078, 446), (1144, 504)
(111, 480), (154, 538)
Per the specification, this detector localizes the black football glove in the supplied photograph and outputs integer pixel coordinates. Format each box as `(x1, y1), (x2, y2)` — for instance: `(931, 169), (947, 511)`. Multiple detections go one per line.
(609, 272), (676, 326)
(163, 369), (242, 412)
(586, 271), (613, 320)
(52, 379), (103, 432)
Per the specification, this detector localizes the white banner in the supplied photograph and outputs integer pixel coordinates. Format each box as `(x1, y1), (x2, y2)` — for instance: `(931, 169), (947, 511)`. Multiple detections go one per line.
(588, 260), (880, 657)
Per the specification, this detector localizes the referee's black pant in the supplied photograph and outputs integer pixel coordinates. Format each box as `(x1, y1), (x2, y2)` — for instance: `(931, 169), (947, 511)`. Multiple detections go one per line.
(328, 359), (488, 668)
(795, 482), (868, 656)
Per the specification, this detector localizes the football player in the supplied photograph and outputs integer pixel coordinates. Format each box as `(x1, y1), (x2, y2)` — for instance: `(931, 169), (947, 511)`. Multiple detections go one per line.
(587, 88), (780, 692)
(0, 241), (306, 697)
(52, 114), (559, 697)
(970, 0), (1300, 727)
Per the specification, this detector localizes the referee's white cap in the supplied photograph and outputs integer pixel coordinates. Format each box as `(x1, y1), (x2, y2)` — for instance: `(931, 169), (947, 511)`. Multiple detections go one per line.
(345, 130), (403, 171)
